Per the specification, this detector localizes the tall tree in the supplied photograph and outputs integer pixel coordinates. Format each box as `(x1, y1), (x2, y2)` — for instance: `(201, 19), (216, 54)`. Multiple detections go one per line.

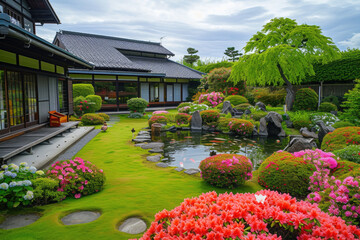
(224, 47), (242, 62)
(230, 17), (340, 110)
(183, 47), (200, 66)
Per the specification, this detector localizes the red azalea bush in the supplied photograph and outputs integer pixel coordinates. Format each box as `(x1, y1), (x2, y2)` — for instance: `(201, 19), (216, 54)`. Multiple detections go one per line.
(199, 154), (252, 188)
(133, 190), (360, 240)
(200, 110), (220, 126)
(46, 158), (105, 199)
(228, 119), (254, 136)
(321, 127), (360, 152)
(148, 115), (168, 127)
(175, 113), (191, 125)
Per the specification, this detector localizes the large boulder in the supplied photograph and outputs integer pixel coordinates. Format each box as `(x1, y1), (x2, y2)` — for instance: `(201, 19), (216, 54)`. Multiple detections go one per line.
(316, 120), (335, 145)
(259, 117), (268, 136)
(221, 101), (234, 115)
(255, 101), (267, 111)
(191, 111), (202, 131)
(265, 112), (286, 137)
(284, 137), (317, 153)
(300, 127), (318, 139)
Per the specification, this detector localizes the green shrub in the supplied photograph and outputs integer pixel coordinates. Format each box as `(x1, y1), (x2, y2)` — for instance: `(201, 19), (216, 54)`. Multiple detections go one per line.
(341, 79), (360, 124)
(333, 145), (360, 164)
(148, 115), (167, 127)
(332, 121), (355, 128)
(127, 98), (149, 113)
(234, 103), (252, 111)
(176, 102), (192, 110)
(73, 84), (95, 98)
(249, 110), (268, 121)
(97, 113), (110, 121)
(175, 113), (191, 125)
(217, 117), (234, 132)
(69, 115), (80, 121)
(228, 119), (254, 136)
(331, 160), (360, 179)
(293, 88), (318, 111)
(81, 113), (105, 125)
(85, 95), (102, 112)
(258, 151), (315, 198)
(32, 178), (66, 205)
(244, 91), (255, 105)
(200, 110), (220, 126)
(74, 96), (92, 116)
(224, 95), (248, 106)
(128, 112), (144, 118)
(254, 88), (286, 107)
(322, 95), (340, 108)
(290, 111), (312, 130)
(199, 154), (252, 188)
(321, 127), (360, 151)
(335, 164), (360, 181)
(318, 102), (337, 112)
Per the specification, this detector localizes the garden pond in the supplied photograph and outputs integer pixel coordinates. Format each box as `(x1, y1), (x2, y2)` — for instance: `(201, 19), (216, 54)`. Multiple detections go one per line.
(158, 131), (288, 170)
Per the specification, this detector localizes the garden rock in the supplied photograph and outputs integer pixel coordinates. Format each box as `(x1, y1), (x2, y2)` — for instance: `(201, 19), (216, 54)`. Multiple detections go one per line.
(285, 120), (293, 128)
(61, 211), (101, 225)
(0, 214), (40, 230)
(118, 217), (147, 234)
(135, 135), (151, 140)
(133, 138), (150, 143)
(138, 131), (150, 135)
(265, 112), (286, 137)
(182, 127), (191, 130)
(149, 148), (163, 153)
(252, 126), (259, 136)
(191, 111), (202, 131)
(202, 125), (210, 131)
(284, 137), (317, 153)
(300, 127), (318, 139)
(135, 143), (147, 147)
(221, 101), (234, 116)
(184, 168), (200, 175)
(255, 102), (267, 111)
(156, 162), (169, 168)
(259, 117), (268, 136)
(317, 120), (335, 145)
(244, 109), (252, 115)
(175, 167), (184, 172)
(146, 155), (162, 162)
(167, 126), (177, 132)
(141, 142), (164, 149)
(331, 111), (338, 116)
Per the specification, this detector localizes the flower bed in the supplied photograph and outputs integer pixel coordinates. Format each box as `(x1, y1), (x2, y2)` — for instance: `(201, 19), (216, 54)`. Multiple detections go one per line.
(134, 190), (360, 240)
(175, 113), (191, 125)
(321, 127), (360, 151)
(148, 115), (168, 127)
(200, 110), (220, 126)
(199, 154), (252, 188)
(228, 119), (254, 136)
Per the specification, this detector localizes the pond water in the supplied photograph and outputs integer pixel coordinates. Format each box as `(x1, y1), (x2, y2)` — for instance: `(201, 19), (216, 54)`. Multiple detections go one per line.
(159, 131), (288, 170)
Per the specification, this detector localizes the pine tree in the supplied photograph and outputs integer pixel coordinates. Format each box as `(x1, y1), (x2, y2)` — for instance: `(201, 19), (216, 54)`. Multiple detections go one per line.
(183, 48), (200, 66)
(224, 47), (242, 62)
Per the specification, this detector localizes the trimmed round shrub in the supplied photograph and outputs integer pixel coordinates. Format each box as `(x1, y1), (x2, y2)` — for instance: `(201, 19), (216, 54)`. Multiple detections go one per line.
(318, 102), (337, 112)
(331, 160), (360, 179)
(128, 112), (144, 118)
(176, 102), (192, 110)
(81, 113), (105, 125)
(333, 145), (360, 164)
(127, 98), (148, 113)
(224, 95), (248, 106)
(178, 106), (190, 113)
(250, 110), (268, 121)
(148, 115), (167, 127)
(32, 178), (67, 205)
(258, 151), (316, 198)
(228, 119), (254, 136)
(321, 127), (360, 152)
(97, 113), (110, 121)
(199, 154), (252, 188)
(138, 190), (360, 240)
(256, 88), (286, 107)
(332, 121), (355, 129)
(217, 117), (234, 132)
(200, 110), (220, 125)
(85, 95), (102, 112)
(336, 165), (360, 181)
(293, 88), (318, 111)
(322, 95), (340, 108)
(73, 84), (95, 98)
(175, 113), (191, 125)
(234, 103), (252, 111)
(46, 158), (105, 199)
(74, 96), (93, 116)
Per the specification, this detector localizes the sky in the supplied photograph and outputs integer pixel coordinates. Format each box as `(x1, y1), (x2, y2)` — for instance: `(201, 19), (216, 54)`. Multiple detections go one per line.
(37, 0), (360, 61)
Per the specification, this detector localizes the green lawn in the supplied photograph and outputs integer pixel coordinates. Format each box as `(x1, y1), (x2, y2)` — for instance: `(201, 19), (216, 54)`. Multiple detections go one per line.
(0, 115), (262, 240)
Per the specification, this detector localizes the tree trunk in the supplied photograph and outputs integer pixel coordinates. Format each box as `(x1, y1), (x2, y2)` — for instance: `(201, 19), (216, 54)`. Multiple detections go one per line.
(277, 64), (295, 111)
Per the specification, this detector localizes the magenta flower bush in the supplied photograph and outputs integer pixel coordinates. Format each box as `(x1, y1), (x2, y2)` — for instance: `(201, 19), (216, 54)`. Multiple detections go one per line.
(198, 91), (224, 107)
(46, 158), (105, 199)
(153, 111), (169, 115)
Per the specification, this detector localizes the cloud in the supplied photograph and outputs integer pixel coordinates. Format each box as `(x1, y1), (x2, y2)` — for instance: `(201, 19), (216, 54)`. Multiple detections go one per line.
(339, 33), (360, 49)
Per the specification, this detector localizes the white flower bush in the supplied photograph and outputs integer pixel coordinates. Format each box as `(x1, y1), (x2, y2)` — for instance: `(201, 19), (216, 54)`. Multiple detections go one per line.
(310, 113), (339, 131)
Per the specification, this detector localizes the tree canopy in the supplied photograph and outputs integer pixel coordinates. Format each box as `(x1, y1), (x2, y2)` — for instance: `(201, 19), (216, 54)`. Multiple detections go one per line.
(183, 47), (200, 66)
(224, 47), (242, 62)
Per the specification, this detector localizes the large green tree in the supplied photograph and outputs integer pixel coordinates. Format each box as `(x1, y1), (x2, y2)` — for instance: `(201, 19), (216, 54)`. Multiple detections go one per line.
(230, 17), (340, 110)
(183, 47), (200, 66)
(224, 47), (242, 62)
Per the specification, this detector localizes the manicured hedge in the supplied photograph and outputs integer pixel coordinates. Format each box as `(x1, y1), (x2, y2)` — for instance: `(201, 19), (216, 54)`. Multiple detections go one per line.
(73, 84), (95, 98)
(293, 88), (318, 111)
(321, 127), (360, 151)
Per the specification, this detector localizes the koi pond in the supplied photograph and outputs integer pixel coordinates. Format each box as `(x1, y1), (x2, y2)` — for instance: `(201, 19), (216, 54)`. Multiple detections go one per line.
(158, 131), (288, 170)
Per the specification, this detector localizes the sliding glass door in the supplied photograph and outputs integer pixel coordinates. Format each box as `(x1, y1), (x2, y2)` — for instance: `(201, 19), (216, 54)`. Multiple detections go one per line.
(7, 71), (24, 130)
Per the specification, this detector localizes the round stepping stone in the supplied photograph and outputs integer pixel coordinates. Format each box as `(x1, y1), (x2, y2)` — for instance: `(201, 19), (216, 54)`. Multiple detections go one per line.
(156, 162), (169, 168)
(148, 148), (163, 153)
(0, 214), (40, 229)
(118, 217), (147, 234)
(174, 167), (184, 172)
(147, 155), (162, 162)
(141, 142), (164, 149)
(61, 211), (100, 225)
(184, 168), (200, 175)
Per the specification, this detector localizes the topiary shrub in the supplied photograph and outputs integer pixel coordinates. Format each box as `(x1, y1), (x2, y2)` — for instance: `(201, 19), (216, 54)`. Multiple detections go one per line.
(258, 151), (316, 198)
(318, 102), (337, 112)
(234, 103), (252, 111)
(138, 190), (360, 240)
(290, 111), (312, 130)
(331, 160), (360, 179)
(228, 119), (254, 136)
(73, 84), (95, 98)
(254, 88), (286, 107)
(74, 96), (93, 116)
(174, 113), (191, 125)
(249, 110), (267, 121)
(224, 95), (248, 106)
(217, 117), (234, 132)
(148, 115), (167, 127)
(200, 110), (220, 126)
(293, 88), (318, 111)
(321, 127), (360, 152)
(322, 95), (340, 108)
(336, 165), (360, 181)
(333, 145), (360, 164)
(32, 178), (66, 205)
(46, 158), (105, 199)
(81, 113), (105, 125)
(176, 102), (192, 110)
(332, 121), (355, 129)
(127, 98), (148, 113)
(199, 154), (252, 188)
(128, 112), (144, 119)
(85, 95), (102, 112)
(97, 113), (110, 121)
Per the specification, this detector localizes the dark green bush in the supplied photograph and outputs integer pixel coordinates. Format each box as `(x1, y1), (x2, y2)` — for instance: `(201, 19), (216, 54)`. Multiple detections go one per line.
(321, 127), (360, 151)
(290, 111), (312, 130)
(97, 113), (110, 121)
(234, 103), (252, 111)
(128, 112), (144, 118)
(318, 102), (337, 112)
(256, 89), (286, 107)
(85, 95), (102, 112)
(293, 88), (318, 111)
(322, 95), (340, 108)
(224, 95), (248, 106)
(333, 145), (360, 164)
(32, 178), (66, 205)
(127, 98), (149, 113)
(341, 79), (360, 124)
(332, 121), (355, 128)
(81, 113), (105, 125)
(73, 84), (95, 98)
(258, 151), (315, 198)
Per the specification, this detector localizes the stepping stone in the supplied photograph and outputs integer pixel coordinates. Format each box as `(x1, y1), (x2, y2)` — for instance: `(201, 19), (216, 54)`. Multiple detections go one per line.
(135, 143), (147, 147)
(0, 214), (40, 229)
(135, 135), (151, 139)
(141, 142), (164, 149)
(118, 217), (147, 234)
(149, 148), (163, 153)
(146, 155), (162, 162)
(156, 162), (169, 168)
(139, 131), (150, 134)
(174, 167), (184, 172)
(133, 139), (150, 143)
(61, 211), (101, 225)
(184, 169), (200, 175)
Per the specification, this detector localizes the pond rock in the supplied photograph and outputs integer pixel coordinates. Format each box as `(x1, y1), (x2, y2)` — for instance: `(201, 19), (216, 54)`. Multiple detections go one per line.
(174, 167), (184, 172)
(255, 102), (267, 111)
(259, 117), (268, 136)
(300, 127), (318, 139)
(184, 168), (200, 175)
(156, 162), (169, 168)
(135, 143), (147, 147)
(133, 138), (150, 143)
(149, 148), (164, 153)
(146, 155), (162, 162)
(284, 137), (317, 153)
(191, 111), (202, 131)
(118, 217), (147, 234)
(141, 142), (164, 149)
(221, 101), (234, 116)
(285, 120), (293, 128)
(202, 125), (210, 131)
(167, 126), (177, 132)
(252, 126), (259, 136)
(316, 120), (335, 145)
(331, 111), (338, 116)
(61, 211), (101, 225)
(138, 131), (150, 135)
(244, 109), (252, 115)
(0, 214), (40, 230)
(265, 112), (286, 137)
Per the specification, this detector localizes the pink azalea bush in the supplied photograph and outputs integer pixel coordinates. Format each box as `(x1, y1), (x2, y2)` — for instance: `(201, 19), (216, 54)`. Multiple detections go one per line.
(198, 91), (224, 107)
(178, 106), (190, 113)
(228, 119), (254, 136)
(153, 111), (169, 115)
(46, 158), (105, 199)
(199, 154), (252, 188)
(133, 190), (360, 240)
